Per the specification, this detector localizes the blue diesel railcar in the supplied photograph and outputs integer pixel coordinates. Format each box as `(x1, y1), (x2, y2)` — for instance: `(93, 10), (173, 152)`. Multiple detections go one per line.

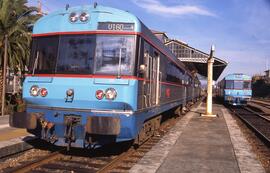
(10, 4), (200, 149)
(216, 73), (252, 105)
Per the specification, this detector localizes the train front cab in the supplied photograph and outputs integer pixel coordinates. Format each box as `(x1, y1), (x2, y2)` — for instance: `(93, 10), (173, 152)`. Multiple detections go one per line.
(10, 33), (144, 148)
(10, 78), (141, 147)
(224, 79), (252, 106)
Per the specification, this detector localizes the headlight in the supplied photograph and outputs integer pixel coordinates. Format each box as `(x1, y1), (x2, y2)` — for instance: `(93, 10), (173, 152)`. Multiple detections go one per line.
(105, 88), (117, 100)
(40, 88), (48, 97)
(30, 85), (39, 96)
(79, 12), (89, 22)
(69, 12), (78, 22)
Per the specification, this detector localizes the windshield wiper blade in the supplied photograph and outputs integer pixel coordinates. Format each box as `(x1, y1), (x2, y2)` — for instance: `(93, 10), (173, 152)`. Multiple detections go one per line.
(32, 51), (39, 76)
(117, 48), (122, 79)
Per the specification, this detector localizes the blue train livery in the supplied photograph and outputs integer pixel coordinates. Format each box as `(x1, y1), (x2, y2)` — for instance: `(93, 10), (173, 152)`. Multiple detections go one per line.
(216, 73), (252, 106)
(10, 4), (201, 149)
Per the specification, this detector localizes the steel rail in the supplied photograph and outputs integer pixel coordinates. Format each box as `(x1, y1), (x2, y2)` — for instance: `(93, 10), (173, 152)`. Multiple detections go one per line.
(6, 149), (65, 173)
(230, 106), (270, 147)
(248, 100), (270, 116)
(250, 100), (270, 109)
(244, 106), (270, 121)
(97, 148), (137, 173)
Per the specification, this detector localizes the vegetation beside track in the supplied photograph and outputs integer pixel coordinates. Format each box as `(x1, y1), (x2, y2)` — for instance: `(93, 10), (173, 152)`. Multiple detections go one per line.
(252, 79), (270, 98)
(0, 0), (41, 115)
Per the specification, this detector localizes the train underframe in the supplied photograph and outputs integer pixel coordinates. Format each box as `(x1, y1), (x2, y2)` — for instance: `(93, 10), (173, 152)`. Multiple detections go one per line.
(225, 96), (251, 106)
(9, 99), (197, 149)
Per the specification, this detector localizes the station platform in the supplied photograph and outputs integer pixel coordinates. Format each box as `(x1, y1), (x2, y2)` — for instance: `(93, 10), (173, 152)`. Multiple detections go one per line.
(0, 115), (34, 158)
(0, 115), (29, 141)
(130, 102), (266, 173)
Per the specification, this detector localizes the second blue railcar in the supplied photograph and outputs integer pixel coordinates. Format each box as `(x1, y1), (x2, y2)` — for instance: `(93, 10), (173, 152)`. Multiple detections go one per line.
(216, 73), (252, 106)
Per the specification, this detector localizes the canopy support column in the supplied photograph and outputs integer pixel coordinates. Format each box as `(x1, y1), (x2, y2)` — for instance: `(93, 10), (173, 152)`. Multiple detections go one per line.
(202, 45), (217, 117)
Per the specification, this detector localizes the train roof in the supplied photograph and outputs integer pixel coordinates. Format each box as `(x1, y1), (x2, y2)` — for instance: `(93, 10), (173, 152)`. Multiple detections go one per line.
(33, 5), (140, 34)
(224, 73), (251, 80)
(32, 4), (192, 76)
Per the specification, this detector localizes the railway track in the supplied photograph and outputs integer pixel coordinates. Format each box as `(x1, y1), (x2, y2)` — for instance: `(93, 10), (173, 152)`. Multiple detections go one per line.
(230, 106), (270, 147)
(246, 99), (270, 116)
(251, 99), (270, 109)
(2, 129), (165, 173)
(2, 137), (141, 173)
(1, 101), (201, 173)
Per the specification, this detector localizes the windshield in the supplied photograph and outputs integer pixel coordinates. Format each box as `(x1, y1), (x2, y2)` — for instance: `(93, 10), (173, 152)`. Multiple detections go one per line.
(29, 35), (135, 75)
(94, 35), (135, 75)
(225, 80), (251, 89)
(57, 35), (95, 74)
(234, 81), (243, 89)
(29, 36), (59, 74)
(243, 81), (251, 89)
(225, 80), (234, 89)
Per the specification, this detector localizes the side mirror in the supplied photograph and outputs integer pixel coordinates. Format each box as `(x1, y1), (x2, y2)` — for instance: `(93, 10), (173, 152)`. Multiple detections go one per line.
(139, 64), (146, 73)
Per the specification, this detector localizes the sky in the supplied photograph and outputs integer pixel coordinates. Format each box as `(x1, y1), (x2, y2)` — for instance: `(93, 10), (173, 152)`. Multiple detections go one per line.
(28, 0), (270, 81)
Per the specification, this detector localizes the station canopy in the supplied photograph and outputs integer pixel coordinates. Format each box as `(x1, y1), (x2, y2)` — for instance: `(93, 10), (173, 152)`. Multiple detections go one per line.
(151, 30), (228, 81)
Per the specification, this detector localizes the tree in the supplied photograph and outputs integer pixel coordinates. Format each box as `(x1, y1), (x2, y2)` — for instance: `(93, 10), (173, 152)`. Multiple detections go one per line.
(0, 0), (40, 115)
(0, 0), (40, 72)
(252, 79), (270, 98)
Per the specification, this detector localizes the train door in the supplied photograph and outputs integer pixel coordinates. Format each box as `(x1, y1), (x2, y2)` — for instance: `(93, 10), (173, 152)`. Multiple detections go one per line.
(149, 51), (160, 105)
(183, 77), (187, 106)
(142, 45), (160, 107)
(142, 50), (150, 108)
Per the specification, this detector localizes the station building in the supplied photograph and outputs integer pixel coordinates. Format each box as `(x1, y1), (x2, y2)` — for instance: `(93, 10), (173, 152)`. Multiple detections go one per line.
(265, 69), (270, 79)
(252, 69), (270, 84)
(151, 30), (227, 81)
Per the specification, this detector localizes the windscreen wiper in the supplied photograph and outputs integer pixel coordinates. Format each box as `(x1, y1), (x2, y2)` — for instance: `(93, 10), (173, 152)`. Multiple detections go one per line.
(117, 48), (122, 79)
(32, 51), (39, 76)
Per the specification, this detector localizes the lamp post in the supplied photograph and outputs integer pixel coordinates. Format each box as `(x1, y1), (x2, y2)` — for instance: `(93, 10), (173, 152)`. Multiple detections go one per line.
(1, 34), (8, 116)
(201, 45), (217, 117)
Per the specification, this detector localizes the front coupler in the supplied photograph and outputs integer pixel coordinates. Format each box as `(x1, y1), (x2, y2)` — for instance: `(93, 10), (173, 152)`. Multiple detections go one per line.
(64, 115), (81, 150)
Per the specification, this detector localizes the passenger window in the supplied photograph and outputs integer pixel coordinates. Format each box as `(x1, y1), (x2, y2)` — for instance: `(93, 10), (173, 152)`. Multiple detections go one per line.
(143, 42), (150, 79)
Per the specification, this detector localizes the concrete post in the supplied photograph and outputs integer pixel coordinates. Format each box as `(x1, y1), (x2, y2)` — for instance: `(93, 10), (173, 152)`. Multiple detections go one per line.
(202, 45), (217, 117)
(1, 35), (8, 116)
